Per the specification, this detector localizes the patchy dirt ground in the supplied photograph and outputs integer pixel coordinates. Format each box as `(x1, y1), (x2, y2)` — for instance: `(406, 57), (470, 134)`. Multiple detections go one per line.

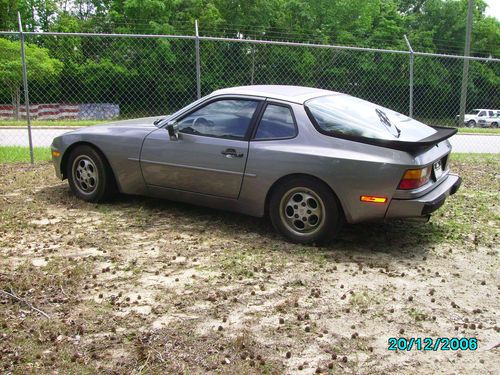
(0, 155), (499, 374)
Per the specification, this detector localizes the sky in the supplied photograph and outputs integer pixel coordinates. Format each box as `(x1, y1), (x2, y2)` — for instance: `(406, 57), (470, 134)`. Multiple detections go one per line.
(484, 0), (500, 20)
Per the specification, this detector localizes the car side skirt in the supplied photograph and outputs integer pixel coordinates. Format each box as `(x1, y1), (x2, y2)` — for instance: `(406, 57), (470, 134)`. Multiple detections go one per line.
(145, 184), (261, 217)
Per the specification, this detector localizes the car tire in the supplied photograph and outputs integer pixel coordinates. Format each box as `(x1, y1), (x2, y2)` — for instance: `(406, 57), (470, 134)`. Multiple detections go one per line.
(67, 145), (116, 202)
(269, 176), (343, 244)
(491, 122), (498, 128)
(466, 120), (476, 127)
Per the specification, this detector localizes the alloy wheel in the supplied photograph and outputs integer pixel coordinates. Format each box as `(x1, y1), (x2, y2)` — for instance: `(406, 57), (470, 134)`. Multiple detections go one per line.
(72, 155), (99, 195)
(279, 187), (325, 236)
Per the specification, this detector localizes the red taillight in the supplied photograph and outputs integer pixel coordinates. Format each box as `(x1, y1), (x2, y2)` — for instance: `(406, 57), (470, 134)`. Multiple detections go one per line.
(398, 166), (432, 190)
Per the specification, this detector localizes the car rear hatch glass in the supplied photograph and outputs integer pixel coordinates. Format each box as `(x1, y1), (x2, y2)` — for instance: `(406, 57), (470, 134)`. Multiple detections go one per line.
(305, 95), (457, 151)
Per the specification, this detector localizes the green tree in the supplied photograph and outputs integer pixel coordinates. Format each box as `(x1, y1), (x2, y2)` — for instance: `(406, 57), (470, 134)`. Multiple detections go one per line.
(0, 0), (18, 30)
(1, 0), (498, 121)
(0, 38), (63, 119)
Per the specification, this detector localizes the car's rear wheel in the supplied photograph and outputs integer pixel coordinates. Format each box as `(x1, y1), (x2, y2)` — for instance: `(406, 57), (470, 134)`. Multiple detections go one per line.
(67, 145), (115, 202)
(466, 120), (476, 127)
(269, 177), (343, 244)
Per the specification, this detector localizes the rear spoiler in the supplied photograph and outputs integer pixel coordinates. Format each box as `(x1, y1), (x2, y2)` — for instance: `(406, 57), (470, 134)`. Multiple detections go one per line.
(357, 126), (458, 152)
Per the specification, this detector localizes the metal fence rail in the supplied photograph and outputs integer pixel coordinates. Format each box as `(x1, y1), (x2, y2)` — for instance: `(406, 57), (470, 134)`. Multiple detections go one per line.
(0, 26), (499, 161)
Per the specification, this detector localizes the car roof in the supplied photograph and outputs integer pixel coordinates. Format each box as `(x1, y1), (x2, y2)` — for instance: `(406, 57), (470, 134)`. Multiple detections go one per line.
(210, 85), (341, 104)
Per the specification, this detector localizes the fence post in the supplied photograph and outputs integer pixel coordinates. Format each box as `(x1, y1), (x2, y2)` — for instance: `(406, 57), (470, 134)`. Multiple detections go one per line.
(17, 12), (34, 164)
(404, 35), (414, 119)
(459, 0), (474, 126)
(250, 45), (255, 85)
(195, 20), (201, 99)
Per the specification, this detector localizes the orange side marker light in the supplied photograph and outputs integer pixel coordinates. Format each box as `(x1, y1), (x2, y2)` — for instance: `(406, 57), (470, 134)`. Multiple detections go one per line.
(360, 195), (387, 204)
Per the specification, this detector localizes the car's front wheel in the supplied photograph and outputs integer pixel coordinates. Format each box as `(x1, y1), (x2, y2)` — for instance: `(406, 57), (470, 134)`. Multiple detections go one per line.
(491, 122), (498, 128)
(67, 145), (116, 202)
(269, 177), (343, 244)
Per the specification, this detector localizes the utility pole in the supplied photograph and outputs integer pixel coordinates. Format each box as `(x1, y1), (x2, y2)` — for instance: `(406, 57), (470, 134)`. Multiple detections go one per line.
(458, 0), (474, 126)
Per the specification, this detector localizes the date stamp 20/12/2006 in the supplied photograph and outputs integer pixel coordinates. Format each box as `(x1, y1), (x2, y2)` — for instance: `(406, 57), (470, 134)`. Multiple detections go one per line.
(388, 337), (478, 351)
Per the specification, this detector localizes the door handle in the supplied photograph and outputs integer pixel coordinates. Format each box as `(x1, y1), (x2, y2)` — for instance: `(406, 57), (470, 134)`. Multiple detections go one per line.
(221, 148), (244, 158)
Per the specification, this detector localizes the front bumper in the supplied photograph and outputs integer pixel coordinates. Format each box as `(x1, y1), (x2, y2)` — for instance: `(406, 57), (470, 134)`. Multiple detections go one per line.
(385, 173), (462, 219)
(51, 144), (63, 180)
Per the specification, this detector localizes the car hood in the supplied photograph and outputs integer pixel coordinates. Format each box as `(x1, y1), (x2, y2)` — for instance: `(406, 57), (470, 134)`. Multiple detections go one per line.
(94, 116), (166, 128)
(63, 116), (167, 136)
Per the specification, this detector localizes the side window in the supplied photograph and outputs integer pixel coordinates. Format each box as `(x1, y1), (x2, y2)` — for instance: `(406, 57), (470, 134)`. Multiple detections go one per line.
(488, 111), (494, 116)
(254, 104), (297, 140)
(478, 111), (486, 117)
(177, 99), (259, 140)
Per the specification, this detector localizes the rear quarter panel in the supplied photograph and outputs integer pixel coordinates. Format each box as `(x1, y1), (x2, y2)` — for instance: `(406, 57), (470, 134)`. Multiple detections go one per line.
(240, 104), (452, 223)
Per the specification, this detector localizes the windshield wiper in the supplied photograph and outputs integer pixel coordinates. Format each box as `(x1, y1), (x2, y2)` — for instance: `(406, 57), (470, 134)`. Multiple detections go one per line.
(153, 118), (164, 126)
(375, 109), (401, 138)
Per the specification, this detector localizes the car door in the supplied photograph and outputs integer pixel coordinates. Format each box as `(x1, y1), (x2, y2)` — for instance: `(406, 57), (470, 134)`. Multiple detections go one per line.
(140, 97), (263, 199)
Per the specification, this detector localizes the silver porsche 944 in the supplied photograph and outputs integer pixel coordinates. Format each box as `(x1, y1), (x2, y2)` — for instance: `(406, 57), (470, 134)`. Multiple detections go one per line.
(51, 85), (461, 243)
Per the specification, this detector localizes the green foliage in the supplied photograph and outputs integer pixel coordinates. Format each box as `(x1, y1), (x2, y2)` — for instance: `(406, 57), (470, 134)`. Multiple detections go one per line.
(405, 0), (499, 57)
(0, 38), (62, 85)
(0, 0), (497, 119)
(1, 1), (498, 55)
(0, 38), (63, 112)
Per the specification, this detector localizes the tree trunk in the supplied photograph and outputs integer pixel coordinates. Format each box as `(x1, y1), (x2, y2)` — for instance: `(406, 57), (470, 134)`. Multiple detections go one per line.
(11, 86), (21, 120)
(16, 87), (21, 120)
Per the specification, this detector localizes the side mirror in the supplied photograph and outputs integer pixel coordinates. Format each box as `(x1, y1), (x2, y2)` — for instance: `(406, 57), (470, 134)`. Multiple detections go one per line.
(166, 122), (178, 141)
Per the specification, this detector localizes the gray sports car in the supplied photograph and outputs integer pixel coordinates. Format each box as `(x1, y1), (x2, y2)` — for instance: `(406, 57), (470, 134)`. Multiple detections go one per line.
(51, 85), (461, 243)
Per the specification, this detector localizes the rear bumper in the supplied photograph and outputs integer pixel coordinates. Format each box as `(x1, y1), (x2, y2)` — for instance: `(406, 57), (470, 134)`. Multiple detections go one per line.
(385, 173), (462, 219)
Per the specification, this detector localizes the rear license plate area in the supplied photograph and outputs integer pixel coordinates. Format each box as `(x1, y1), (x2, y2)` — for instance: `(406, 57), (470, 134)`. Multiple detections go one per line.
(433, 159), (443, 180)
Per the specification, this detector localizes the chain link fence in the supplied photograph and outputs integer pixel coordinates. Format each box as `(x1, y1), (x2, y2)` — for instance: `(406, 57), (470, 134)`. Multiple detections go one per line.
(1, 31), (499, 162)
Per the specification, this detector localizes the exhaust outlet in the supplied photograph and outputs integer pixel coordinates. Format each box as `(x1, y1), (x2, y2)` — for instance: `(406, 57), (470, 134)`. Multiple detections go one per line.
(406, 215), (431, 223)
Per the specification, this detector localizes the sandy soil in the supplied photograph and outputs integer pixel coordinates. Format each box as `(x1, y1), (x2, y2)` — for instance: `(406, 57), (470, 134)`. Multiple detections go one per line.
(0, 156), (499, 374)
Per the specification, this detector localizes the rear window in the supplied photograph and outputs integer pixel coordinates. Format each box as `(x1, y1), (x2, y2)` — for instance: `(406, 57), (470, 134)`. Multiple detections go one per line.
(305, 95), (436, 142)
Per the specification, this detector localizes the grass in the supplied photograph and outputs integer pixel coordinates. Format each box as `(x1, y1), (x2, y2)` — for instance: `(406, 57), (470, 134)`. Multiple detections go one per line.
(0, 146), (51, 163)
(450, 152), (500, 162)
(349, 289), (377, 310)
(433, 153), (499, 244)
(409, 117), (500, 134)
(456, 127), (500, 134)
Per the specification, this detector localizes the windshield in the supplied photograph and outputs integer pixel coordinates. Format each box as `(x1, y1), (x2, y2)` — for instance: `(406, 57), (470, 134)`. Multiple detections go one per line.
(305, 95), (436, 141)
(469, 110), (480, 115)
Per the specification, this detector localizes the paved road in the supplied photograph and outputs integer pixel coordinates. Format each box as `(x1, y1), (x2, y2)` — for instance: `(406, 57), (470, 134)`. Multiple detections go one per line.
(0, 127), (499, 153)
